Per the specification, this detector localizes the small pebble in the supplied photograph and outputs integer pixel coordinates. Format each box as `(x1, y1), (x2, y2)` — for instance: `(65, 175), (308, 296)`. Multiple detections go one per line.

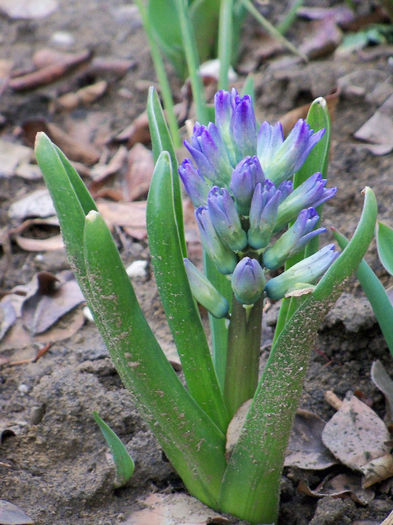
(126, 260), (148, 280)
(83, 306), (94, 323)
(50, 31), (75, 48)
(18, 383), (29, 394)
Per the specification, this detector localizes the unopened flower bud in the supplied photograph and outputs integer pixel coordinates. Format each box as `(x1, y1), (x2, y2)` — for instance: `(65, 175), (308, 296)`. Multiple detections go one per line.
(248, 181), (281, 249)
(207, 186), (247, 252)
(257, 120), (325, 185)
(275, 173), (336, 233)
(184, 258), (229, 318)
(263, 208), (326, 270)
(231, 257), (265, 305)
(178, 159), (210, 208)
(230, 156), (264, 216)
(265, 244), (339, 300)
(230, 94), (257, 162)
(195, 206), (237, 274)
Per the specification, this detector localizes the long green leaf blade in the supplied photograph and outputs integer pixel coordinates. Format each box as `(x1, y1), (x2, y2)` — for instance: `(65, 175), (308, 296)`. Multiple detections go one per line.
(333, 228), (393, 356)
(83, 210), (226, 507)
(147, 152), (229, 431)
(147, 87), (186, 256)
(93, 411), (135, 487)
(35, 132), (96, 287)
(377, 221), (393, 276)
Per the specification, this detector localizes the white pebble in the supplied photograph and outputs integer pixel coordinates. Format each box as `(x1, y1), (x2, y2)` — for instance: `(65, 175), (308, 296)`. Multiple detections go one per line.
(126, 260), (148, 280)
(50, 31), (75, 48)
(18, 384), (29, 394)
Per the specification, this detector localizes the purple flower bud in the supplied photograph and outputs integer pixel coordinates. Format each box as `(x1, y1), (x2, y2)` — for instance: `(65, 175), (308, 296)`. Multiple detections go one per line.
(231, 257), (266, 305)
(275, 172), (337, 232)
(265, 244), (339, 301)
(184, 258), (229, 318)
(263, 208), (326, 270)
(230, 94), (257, 162)
(178, 159), (211, 207)
(248, 181), (281, 250)
(207, 186), (247, 252)
(257, 119), (325, 185)
(195, 206), (237, 274)
(184, 122), (233, 186)
(230, 156), (265, 216)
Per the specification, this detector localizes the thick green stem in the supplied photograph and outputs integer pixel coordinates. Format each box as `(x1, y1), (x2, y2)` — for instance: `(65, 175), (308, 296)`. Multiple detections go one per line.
(224, 295), (263, 417)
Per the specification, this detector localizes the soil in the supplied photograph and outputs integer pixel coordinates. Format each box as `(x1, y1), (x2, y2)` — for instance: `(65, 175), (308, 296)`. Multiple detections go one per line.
(1, 1), (393, 524)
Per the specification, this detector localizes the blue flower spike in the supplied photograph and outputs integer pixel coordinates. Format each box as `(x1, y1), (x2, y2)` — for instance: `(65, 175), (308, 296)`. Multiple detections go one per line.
(263, 208), (326, 270)
(184, 258), (229, 318)
(265, 244), (339, 300)
(257, 119), (325, 185)
(207, 186), (248, 252)
(230, 156), (264, 216)
(195, 206), (237, 275)
(232, 257), (266, 305)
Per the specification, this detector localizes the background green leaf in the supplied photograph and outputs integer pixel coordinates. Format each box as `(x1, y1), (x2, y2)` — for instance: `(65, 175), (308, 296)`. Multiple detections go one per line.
(93, 412), (134, 487)
(377, 221), (393, 276)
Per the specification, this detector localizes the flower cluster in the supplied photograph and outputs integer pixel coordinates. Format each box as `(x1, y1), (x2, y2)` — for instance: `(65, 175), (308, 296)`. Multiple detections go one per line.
(180, 89), (338, 312)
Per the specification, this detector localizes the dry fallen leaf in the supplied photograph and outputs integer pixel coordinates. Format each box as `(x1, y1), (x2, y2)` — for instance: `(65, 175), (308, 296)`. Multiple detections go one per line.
(322, 394), (391, 486)
(97, 199), (147, 240)
(126, 143), (154, 201)
(0, 140), (32, 178)
(297, 6), (355, 27)
(55, 80), (107, 111)
(299, 17), (342, 59)
(285, 409), (337, 470)
(125, 493), (228, 525)
(22, 118), (100, 165)
(8, 190), (55, 220)
(0, 499), (34, 524)
(354, 93), (393, 155)
(298, 473), (375, 505)
(115, 111), (151, 147)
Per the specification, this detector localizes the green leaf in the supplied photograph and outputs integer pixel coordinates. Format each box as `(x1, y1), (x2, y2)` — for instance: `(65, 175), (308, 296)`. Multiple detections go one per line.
(83, 210), (226, 508)
(377, 221), (393, 276)
(147, 151), (229, 431)
(93, 412), (134, 487)
(35, 132), (96, 289)
(147, 0), (187, 78)
(333, 227), (393, 357)
(314, 187), (378, 300)
(147, 87), (186, 255)
(190, 0), (221, 65)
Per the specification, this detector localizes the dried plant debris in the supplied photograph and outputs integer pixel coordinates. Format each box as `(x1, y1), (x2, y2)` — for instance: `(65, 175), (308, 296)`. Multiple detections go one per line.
(298, 473), (375, 506)
(8, 189), (55, 220)
(284, 409), (337, 470)
(125, 493), (229, 525)
(0, 500), (34, 524)
(0, 271), (85, 349)
(11, 217), (63, 252)
(96, 199), (147, 240)
(354, 93), (393, 155)
(297, 6), (355, 27)
(299, 17), (343, 59)
(322, 394), (393, 487)
(125, 143), (154, 201)
(0, 140), (32, 179)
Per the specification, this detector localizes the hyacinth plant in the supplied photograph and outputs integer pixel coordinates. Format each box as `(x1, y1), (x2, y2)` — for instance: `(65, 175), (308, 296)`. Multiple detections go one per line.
(35, 88), (377, 524)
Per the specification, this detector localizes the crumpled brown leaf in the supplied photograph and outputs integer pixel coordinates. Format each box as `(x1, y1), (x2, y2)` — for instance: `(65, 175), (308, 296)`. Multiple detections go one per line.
(298, 473), (375, 505)
(354, 93), (393, 155)
(299, 17), (342, 59)
(322, 394), (392, 486)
